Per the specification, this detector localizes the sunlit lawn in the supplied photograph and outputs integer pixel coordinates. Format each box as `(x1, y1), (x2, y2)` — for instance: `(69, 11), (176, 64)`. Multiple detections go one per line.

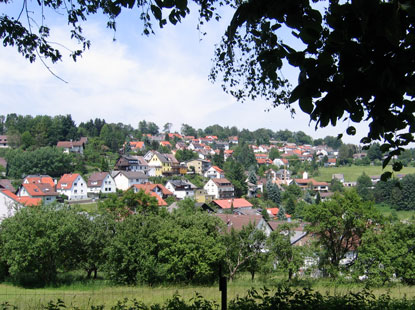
(2, 274), (415, 309)
(315, 165), (415, 183)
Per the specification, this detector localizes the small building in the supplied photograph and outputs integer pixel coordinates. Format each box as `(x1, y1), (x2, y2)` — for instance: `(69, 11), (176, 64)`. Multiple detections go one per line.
(204, 178), (235, 199)
(114, 155), (148, 173)
(112, 171), (149, 191)
(214, 213), (272, 236)
(87, 172), (116, 197)
(213, 198), (253, 213)
(165, 179), (197, 200)
(186, 159), (211, 175)
(204, 166), (225, 179)
(57, 139), (86, 154)
(57, 173), (88, 200)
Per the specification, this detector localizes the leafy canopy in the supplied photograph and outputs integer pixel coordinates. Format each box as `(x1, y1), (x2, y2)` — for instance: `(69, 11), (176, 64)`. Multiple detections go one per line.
(2, 0), (415, 171)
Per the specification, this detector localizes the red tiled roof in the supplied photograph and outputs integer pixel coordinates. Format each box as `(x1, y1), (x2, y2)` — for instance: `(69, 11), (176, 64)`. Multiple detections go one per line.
(22, 183), (58, 197)
(25, 175), (55, 187)
(132, 183), (173, 196)
(267, 208), (291, 218)
(149, 192), (167, 206)
(57, 173), (80, 190)
(212, 166), (224, 173)
(213, 198), (253, 209)
(130, 141), (144, 149)
(1, 189), (41, 206)
(57, 141), (83, 148)
(160, 141), (172, 147)
(214, 214), (263, 231)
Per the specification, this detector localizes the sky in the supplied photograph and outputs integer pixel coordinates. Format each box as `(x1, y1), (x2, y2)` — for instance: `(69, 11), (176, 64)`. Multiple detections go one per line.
(0, 2), (370, 144)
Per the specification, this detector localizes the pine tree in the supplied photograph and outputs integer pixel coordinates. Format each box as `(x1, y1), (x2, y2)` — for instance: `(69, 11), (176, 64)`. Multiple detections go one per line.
(248, 169), (257, 185)
(277, 205), (286, 221)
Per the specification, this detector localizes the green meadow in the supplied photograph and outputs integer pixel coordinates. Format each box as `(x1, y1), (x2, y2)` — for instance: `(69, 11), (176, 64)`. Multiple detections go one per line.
(315, 165), (415, 182)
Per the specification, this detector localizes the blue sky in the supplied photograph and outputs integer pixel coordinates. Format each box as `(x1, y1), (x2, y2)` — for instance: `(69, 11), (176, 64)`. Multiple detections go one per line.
(0, 3), (369, 144)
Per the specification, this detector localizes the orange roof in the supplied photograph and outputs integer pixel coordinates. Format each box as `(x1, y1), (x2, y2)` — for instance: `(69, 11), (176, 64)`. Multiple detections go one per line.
(22, 183), (58, 197)
(256, 158), (273, 164)
(224, 150), (234, 154)
(267, 208), (291, 218)
(57, 173), (80, 190)
(213, 198), (253, 209)
(19, 196), (42, 206)
(328, 158), (336, 163)
(1, 189), (41, 206)
(130, 141), (144, 149)
(149, 192), (167, 206)
(132, 183), (173, 196)
(212, 166), (224, 173)
(160, 141), (172, 147)
(25, 176), (55, 187)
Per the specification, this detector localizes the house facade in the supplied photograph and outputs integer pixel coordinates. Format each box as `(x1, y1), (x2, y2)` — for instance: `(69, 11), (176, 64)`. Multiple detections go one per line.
(165, 180), (196, 200)
(87, 172), (116, 197)
(186, 159), (211, 175)
(57, 173), (88, 200)
(203, 178), (234, 199)
(112, 171), (149, 191)
(204, 166), (225, 179)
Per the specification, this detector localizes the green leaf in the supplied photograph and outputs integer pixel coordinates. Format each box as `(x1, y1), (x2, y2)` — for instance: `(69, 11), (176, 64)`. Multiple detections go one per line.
(337, 134), (343, 140)
(346, 126), (356, 136)
(392, 161), (403, 172)
(381, 171), (392, 182)
(299, 97), (313, 114)
(383, 156), (392, 169)
(151, 5), (162, 20)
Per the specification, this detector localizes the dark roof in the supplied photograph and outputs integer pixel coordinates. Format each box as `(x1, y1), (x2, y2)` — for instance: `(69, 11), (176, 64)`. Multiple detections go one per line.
(88, 172), (110, 187)
(0, 179), (15, 192)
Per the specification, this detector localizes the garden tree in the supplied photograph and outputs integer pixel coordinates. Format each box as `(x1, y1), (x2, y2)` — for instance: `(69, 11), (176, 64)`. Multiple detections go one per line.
(79, 118), (106, 137)
(5, 146), (73, 178)
(175, 149), (198, 162)
(283, 183), (302, 200)
(396, 174), (415, 211)
(212, 149), (225, 169)
(138, 121), (159, 135)
(293, 131), (312, 146)
(223, 159), (247, 197)
(315, 191), (321, 205)
(330, 178), (344, 193)
(313, 138), (324, 146)
(268, 147), (280, 161)
(277, 205), (287, 220)
(106, 212), (224, 285)
(163, 122), (172, 133)
(266, 223), (305, 281)
(367, 143), (383, 162)
(356, 172), (374, 201)
(83, 137), (109, 168)
(323, 136), (343, 150)
(266, 179), (281, 205)
(356, 221), (415, 285)
(233, 143), (257, 170)
(284, 196), (296, 216)
(398, 148), (415, 166)
(223, 223), (266, 280)
(248, 169), (257, 185)
(100, 189), (159, 217)
(0, 205), (87, 286)
(303, 191), (382, 277)
(373, 177), (401, 207)
(337, 144), (355, 165)
(180, 123), (198, 137)
(124, 136), (132, 154)
(20, 131), (35, 150)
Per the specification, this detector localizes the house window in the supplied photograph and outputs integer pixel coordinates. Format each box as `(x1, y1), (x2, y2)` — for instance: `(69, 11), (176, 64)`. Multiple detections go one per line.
(74, 190), (77, 193)
(74, 183), (77, 186)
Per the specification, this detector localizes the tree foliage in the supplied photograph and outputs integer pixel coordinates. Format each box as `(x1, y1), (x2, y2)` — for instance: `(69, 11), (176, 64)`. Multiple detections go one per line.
(303, 191), (381, 276)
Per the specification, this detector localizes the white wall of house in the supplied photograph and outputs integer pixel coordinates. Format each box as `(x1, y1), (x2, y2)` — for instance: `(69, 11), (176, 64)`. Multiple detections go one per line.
(58, 175), (88, 200)
(165, 182), (194, 200)
(203, 179), (219, 198)
(88, 174), (116, 195)
(114, 173), (147, 191)
(0, 192), (18, 221)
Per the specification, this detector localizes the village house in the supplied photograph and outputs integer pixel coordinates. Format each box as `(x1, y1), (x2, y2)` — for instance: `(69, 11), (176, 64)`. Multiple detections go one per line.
(165, 179), (197, 200)
(114, 155), (148, 173)
(130, 184), (172, 206)
(204, 178), (234, 199)
(294, 172), (329, 193)
(18, 175), (59, 204)
(129, 141), (145, 152)
(56, 137), (87, 154)
(0, 179), (15, 192)
(212, 198), (254, 213)
(214, 213), (272, 236)
(57, 173), (88, 200)
(186, 159), (211, 175)
(87, 172), (116, 197)
(147, 151), (181, 176)
(0, 189), (41, 220)
(112, 170), (149, 191)
(204, 166), (225, 179)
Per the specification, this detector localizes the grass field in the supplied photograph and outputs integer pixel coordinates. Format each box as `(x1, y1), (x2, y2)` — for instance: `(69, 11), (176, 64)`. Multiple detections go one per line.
(314, 165), (415, 182)
(2, 276), (415, 309)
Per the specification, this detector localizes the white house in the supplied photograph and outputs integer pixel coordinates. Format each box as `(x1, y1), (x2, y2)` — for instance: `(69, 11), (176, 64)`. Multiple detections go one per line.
(203, 178), (234, 199)
(165, 180), (196, 200)
(57, 173), (88, 200)
(87, 172), (116, 197)
(17, 175), (59, 204)
(112, 171), (149, 191)
(204, 166), (225, 179)
(0, 189), (41, 221)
